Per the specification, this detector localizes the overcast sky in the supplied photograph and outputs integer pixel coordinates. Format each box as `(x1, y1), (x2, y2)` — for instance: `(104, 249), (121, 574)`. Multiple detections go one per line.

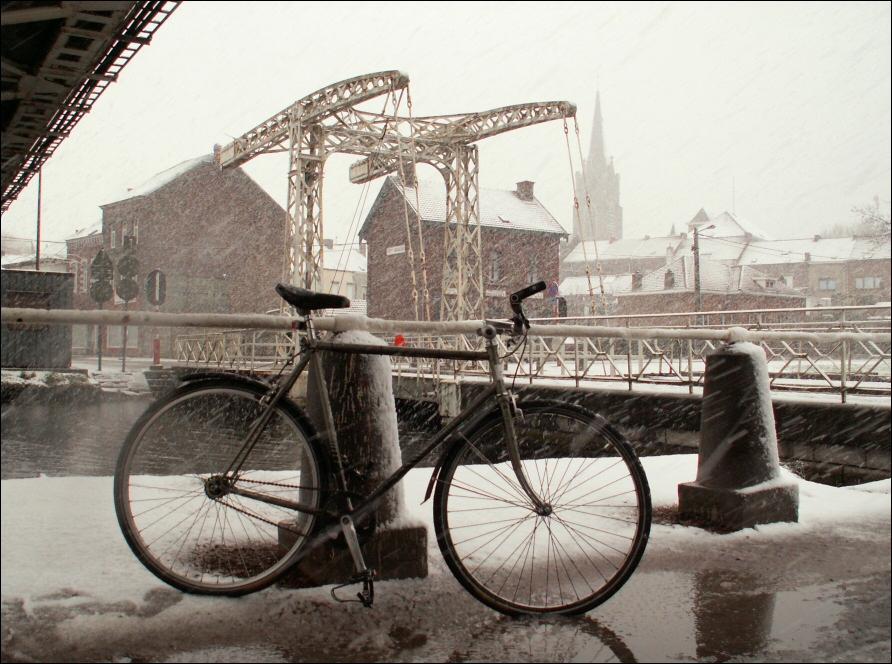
(2, 1), (890, 251)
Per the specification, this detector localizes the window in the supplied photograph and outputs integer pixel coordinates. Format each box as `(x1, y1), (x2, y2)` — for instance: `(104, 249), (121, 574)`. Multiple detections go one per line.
(488, 253), (501, 282)
(133, 220), (139, 245)
(526, 263), (539, 285)
(855, 276), (882, 289)
(818, 278), (836, 290)
(110, 226), (116, 248)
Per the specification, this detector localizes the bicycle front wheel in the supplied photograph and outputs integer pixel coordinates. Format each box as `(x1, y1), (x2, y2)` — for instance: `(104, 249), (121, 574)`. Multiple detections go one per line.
(114, 378), (327, 595)
(434, 402), (651, 616)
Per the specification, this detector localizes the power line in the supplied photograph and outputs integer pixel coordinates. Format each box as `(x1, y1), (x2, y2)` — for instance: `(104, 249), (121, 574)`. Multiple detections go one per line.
(698, 234), (861, 262)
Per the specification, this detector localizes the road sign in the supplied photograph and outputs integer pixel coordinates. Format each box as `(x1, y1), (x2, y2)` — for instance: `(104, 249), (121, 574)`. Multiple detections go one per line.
(117, 254), (139, 278)
(90, 281), (113, 303)
(145, 269), (166, 306)
(89, 250), (114, 304)
(115, 277), (139, 302)
(115, 252), (139, 302)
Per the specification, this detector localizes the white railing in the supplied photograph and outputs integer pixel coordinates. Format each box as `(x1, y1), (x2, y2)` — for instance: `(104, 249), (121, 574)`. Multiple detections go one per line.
(3, 306), (890, 403)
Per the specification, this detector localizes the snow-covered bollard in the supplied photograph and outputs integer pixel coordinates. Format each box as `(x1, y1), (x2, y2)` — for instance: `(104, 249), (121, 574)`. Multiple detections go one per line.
(678, 339), (799, 531)
(280, 330), (428, 587)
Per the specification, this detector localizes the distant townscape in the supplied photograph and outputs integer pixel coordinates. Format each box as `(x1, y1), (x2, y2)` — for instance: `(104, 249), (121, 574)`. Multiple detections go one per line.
(2, 96), (889, 359)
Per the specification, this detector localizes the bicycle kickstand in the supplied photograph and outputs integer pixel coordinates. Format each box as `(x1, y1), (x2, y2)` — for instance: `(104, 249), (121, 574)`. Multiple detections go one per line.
(331, 569), (375, 608)
(331, 514), (375, 608)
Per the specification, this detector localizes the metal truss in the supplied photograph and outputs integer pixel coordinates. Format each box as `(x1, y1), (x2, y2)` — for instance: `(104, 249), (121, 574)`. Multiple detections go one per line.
(217, 71), (574, 317)
(1, 1), (181, 212)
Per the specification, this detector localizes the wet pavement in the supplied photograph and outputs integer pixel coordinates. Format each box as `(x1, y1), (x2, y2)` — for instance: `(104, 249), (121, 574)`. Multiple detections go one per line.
(1, 390), (889, 662)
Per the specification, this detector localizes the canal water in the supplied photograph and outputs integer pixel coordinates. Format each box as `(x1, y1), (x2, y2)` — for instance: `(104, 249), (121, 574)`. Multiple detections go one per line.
(1, 396), (153, 479)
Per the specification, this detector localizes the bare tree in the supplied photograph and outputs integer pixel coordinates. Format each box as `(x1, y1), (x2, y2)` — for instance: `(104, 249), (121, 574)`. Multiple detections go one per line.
(852, 198), (891, 241)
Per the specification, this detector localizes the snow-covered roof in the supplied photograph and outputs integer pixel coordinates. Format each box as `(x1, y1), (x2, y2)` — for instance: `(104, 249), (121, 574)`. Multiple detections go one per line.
(1, 254), (35, 267)
(689, 210), (773, 241)
(559, 274), (633, 296)
(564, 236), (683, 264)
(322, 246), (367, 273)
(362, 177), (567, 237)
(636, 255), (798, 294)
(561, 256), (798, 297)
(103, 154), (214, 206)
(739, 236), (891, 265)
(67, 220), (103, 240)
(324, 299), (367, 317)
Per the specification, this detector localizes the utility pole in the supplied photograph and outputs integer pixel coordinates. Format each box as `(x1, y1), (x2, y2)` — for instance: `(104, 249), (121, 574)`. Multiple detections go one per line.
(693, 223), (715, 323)
(35, 168), (42, 271)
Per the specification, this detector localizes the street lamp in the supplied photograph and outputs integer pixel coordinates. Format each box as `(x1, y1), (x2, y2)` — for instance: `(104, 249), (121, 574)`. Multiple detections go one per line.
(693, 223), (715, 321)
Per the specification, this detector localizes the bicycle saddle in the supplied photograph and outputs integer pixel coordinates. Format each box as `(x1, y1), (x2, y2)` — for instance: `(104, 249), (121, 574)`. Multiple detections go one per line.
(275, 283), (350, 312)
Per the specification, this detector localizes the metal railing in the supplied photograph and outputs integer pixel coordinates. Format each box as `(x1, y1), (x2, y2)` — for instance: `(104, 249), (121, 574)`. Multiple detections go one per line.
(3, 305), (889, 403)
(168, 306), (891, 403)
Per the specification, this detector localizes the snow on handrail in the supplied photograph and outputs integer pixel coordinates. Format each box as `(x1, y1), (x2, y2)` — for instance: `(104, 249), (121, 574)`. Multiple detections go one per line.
(2, 308), (890, 345)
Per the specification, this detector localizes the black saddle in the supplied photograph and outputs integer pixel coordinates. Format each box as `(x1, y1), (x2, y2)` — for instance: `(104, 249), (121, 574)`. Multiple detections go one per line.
(275, 283), (350, 312)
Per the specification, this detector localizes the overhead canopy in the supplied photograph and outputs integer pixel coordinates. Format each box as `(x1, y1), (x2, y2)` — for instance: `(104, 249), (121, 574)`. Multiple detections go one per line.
(1, 0), (180, 213)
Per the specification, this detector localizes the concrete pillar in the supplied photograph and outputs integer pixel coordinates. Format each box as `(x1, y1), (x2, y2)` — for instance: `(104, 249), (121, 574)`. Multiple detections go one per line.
(280, 330), (427, 586)
(678, 341), (798, 530)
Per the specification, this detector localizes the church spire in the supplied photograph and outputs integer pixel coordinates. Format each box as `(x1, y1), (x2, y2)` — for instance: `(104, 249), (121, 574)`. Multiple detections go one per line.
(588, 91), (606, 169)
(574, 89), (623, 242)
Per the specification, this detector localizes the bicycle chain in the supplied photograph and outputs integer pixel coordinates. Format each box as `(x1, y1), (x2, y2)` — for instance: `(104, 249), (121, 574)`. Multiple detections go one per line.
(212, 496), (306, 536)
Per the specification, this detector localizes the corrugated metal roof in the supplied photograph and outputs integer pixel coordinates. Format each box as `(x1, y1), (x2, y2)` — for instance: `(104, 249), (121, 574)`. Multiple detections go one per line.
(385, 177), (567, 236)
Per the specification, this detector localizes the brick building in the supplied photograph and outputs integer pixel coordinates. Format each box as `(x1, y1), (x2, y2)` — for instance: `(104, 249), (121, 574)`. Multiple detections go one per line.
(562, 208), (890, 315)
(359, 176), (568, 321)
(737, 236), (891, 307)
(65, 154), (286, 356)
(560, 254), (805, 322)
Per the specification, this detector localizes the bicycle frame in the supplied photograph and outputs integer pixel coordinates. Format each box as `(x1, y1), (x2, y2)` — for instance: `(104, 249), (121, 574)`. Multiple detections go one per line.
(224, 314), (549, 526)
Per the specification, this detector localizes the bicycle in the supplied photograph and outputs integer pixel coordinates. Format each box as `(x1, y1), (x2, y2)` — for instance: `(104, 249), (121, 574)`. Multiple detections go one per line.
(114, 281), (651, 616)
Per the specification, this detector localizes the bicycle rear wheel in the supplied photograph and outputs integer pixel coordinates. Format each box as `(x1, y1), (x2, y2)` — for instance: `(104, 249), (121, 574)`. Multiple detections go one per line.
(433, 402), (651, 616)
(114, 378), (327, 595)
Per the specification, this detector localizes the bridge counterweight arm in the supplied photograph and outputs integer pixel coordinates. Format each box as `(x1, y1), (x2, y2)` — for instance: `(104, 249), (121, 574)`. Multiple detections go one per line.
(217, 70), (409, 169)
(348, 100), (576, 183)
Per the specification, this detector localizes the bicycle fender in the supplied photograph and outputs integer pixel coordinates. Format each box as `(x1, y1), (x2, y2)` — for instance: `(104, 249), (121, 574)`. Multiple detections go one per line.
(422, 397), (612, 504)
(178, 372), (270, 391)
(422, 402), (503, 504)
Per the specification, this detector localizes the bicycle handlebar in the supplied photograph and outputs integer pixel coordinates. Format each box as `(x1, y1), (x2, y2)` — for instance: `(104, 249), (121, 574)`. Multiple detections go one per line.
(508, 281), (546, 336)
(509, 281), (547, 313)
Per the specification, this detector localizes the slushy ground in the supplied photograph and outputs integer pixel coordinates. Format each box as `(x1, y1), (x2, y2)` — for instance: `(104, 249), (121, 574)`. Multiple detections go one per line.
(2, 455), (889, 662)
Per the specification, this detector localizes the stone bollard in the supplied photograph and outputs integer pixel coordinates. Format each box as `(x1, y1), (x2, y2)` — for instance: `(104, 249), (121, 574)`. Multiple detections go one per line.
(678, 340), (798, 531)
(279, 330), (427, 587)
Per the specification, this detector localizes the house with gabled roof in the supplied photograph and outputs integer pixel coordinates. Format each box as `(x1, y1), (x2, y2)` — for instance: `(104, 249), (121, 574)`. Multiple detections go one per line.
(358, 176), (568, 320)
(560, 254), (804, 319)
(562, 207), (890, 313)
(69, 153), (285, 356)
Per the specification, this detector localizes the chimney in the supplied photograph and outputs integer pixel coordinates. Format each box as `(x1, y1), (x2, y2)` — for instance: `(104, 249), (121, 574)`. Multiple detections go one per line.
(632, 270), (643, 290)
(323, 238), (334, 250)
(804, 252), (811, 262)
(813, 234), (821, 242)
(664, 269), (675, 290)
(213, 143), (222, 165)
(515, 181), (534, 202)
(359, 241), (367, 257)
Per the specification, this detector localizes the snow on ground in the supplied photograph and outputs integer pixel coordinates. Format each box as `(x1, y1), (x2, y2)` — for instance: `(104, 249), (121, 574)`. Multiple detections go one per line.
(2, 457), (888, 605)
